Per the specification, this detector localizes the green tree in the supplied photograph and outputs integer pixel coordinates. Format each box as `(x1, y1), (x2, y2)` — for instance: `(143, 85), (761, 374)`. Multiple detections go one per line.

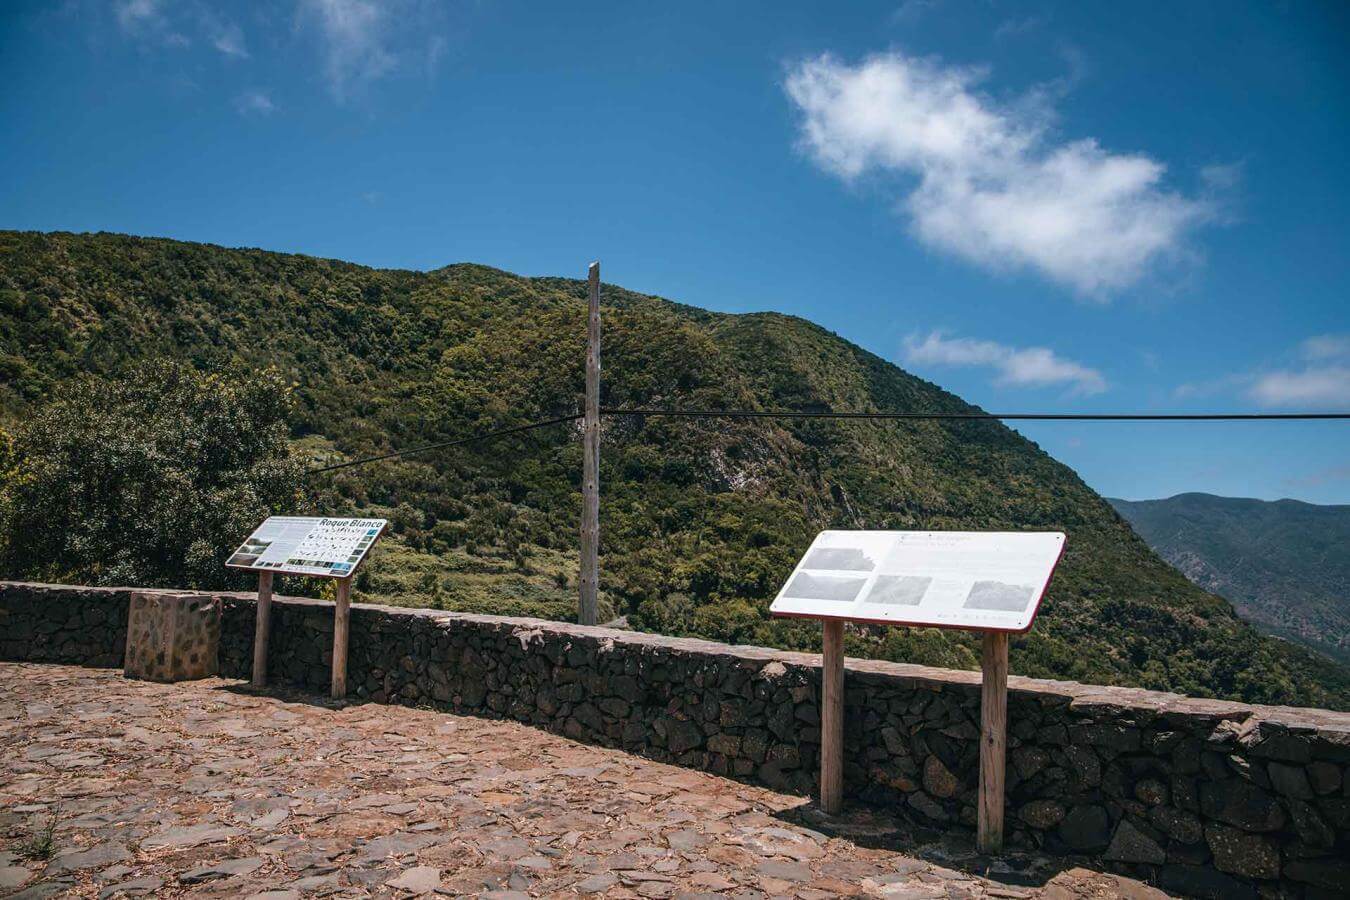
(0, 362), (303, 589)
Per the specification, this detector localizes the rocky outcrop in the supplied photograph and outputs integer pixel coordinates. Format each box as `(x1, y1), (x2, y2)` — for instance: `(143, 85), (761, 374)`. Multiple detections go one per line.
(3, 580), (1348, 898)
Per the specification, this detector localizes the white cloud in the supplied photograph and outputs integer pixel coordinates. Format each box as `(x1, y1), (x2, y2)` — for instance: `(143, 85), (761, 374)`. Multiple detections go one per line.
(1249, 367), (1350, 408)
(1301, 333), (1350, 361)
(297, 0), (399, 100)
(201, 11), (248, 58)
(294, 0), (449, 101)
(903, 331), (1107, 395)
(107, 1), (446, 104)
(114, 0), (189, 47)
(1180, 334), (1350, 409)
(994, 16), (1045, 40)
(784, 52), (1214, 297)
(1247, 334), (1350, 408)
(1200, 162), (1243, 192)
(114, 1), (249, 57)
(300, 0), (392, 89)
(115, 0), (163, 31)
(234, 90), (276, 115)
(890, 0), (941, 25)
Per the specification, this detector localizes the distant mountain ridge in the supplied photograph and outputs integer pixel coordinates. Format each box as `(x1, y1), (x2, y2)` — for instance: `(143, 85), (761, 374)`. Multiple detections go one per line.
(1111, 492), (1350, 664)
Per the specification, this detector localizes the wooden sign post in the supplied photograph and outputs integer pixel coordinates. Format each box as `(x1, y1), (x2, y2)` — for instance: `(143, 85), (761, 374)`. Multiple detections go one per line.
(770, 530), (1064, 853)
(251, 571), (274, 687)
(978, 631), (1009, 854)
(331, 576), (353, 699)
(820, 618), (845, 814)
(227, 516), (388, 700)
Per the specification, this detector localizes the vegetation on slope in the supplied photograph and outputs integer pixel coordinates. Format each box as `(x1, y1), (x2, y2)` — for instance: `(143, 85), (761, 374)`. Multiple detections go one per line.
(1, 230), (1346, 710)
(1113, 493), (1350, 665)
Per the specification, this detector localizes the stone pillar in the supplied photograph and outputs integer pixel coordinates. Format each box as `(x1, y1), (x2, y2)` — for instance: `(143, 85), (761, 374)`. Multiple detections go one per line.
(124, 591), (221, 682)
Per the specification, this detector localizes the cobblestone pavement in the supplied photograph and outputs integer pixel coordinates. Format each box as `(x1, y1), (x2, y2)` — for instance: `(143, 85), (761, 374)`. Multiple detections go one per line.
(0, 663), (1171, 899)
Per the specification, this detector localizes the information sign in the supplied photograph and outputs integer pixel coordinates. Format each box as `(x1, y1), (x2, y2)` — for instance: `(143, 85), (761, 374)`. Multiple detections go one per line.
(230, 515), (387, 700)
(769, 530), (1065, 633)
(226, 516), (387, 579)
(769, 529), (1067, 851)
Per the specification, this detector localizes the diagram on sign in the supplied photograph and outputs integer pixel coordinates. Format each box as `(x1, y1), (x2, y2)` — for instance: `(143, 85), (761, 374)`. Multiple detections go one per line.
(226, 517), (387, 578)
(770, 530), (1065, 632)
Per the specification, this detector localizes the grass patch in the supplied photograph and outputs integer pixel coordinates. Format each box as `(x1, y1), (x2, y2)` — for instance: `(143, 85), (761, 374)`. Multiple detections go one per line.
(352, 536), (616, 623)
(17, 809), (58, 861)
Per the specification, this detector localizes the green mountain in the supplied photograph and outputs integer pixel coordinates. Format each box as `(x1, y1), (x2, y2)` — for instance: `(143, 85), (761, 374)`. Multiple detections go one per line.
(2, 229), (1347, 710)
(1111, 493), (1350, 665)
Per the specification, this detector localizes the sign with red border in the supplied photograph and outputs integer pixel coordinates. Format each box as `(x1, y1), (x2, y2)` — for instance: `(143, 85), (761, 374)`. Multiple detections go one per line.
(770, 530), (1065, 633)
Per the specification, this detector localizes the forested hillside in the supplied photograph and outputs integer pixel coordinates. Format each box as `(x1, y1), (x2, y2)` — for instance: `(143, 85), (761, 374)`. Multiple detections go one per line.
(2, 230), (1347, 709)
(1113, 493), (1350, 665)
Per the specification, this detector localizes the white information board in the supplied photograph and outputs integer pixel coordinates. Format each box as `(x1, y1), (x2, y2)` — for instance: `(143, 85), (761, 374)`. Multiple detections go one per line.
(226, 516), (387, 579)
(770, 530), (1065, 633)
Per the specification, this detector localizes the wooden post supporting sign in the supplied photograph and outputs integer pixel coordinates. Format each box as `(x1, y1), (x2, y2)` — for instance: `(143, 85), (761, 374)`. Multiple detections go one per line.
(251, 571), (273, 687)
(579, 261), (601, 627)
(770, 530), (1064, 847)
(820, 619), (845, 814)
(331, 576), (352, 700)
(978, 631), (1009, 854)
(229, 517), (386, 702)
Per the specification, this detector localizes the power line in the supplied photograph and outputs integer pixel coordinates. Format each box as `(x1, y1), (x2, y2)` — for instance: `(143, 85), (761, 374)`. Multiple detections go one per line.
(601, 408), (1350, 422)
(305, 406), (1349, 476)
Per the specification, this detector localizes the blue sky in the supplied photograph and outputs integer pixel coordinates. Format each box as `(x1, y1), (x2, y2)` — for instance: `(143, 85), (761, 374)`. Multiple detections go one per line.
(2, 0), (1347, 503)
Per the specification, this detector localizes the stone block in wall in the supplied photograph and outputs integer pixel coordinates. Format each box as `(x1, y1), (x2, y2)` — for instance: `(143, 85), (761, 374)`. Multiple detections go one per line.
(1283, 856), (1350, 892)
(124, 591), (220, 683)
(1148, 805), (1203, 844)
(1056, 804), (1112, 852)
(1104, 817), (1166, 865)
(1018, 798), (1065, 829)
(1198, 779), (1286, 832)
(1204, 823), (1280, 880)
(1306, 761), (1341, 795)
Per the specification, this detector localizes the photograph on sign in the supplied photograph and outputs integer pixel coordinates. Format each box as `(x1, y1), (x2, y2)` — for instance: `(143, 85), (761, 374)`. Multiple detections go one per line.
(226, 516), (387, 578)
(770, 530), (1065, 632)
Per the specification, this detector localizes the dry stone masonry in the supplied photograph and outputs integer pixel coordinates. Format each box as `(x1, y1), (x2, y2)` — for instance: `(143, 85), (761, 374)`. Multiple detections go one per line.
(2, 581), (1347, 899)
(123, 590), (221, 682)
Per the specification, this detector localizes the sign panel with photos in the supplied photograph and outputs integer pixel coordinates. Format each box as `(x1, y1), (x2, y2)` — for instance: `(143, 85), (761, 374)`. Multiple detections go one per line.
(769, 530), (1065, 633)
(226, 516), (387, 579)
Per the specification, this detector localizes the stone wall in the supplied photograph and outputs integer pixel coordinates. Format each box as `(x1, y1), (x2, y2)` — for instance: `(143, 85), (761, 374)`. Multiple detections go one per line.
(0, 582), (130, 667)
(2, 581), (1347, 899)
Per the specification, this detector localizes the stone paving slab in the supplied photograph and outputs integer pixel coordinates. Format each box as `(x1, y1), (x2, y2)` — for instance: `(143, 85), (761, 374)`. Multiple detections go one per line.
(0, 663), (1173, 899)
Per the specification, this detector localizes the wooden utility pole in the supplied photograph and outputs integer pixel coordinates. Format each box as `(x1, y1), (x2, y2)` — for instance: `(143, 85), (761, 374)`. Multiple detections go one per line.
(579, 261), (601, 626)
(251, 571), (274, 687)
(819, 619), (845, 814)
(978, 631), (1010, 854)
